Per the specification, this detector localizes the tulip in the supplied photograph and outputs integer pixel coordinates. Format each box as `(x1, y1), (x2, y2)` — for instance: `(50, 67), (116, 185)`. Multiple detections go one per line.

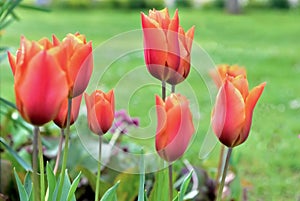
(210, 64), (247, 88)
(53, 94), (82, 128)
(7, 36), (69, 126)
(155, 93), (195, 162)
(85, 90), (115, 135)
(141, 8), (194, 85)
(211, 76), (266, 147)
(54, 33), (93, 98)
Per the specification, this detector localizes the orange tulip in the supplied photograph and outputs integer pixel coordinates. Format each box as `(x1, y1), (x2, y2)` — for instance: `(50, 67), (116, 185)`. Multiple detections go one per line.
(54, 33), (93, 98)
(85, 90), (115, 135)
(211, 76), (266, 147)
(141, 8), (194, 85)
(210, 64), (247, 88)
(53, 94), (82, 128)
(7, 36), (68, 126)
(155, 94), (195, 162)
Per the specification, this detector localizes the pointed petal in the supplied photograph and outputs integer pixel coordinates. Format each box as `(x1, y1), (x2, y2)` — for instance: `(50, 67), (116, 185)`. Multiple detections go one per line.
(7, 51), (16, 75)
(239, 82), (266, 144)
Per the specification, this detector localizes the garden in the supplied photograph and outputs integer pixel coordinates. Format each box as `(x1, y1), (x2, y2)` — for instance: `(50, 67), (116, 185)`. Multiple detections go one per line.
(0, 0), (300, 200)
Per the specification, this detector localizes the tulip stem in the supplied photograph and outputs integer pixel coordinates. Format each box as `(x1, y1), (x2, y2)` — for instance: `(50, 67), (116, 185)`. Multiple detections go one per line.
(171, 85), (175, 93)
(54, 129), (64, 175)
(32, 126), (40, 201)
(168, 164), (173, 201)
(162, 81), (166, 101)
(37, 127), (45, 201)
(95, 135), (102, 201)
(216, 147), (232, 201)
(215, 145), (225, 189)
(57, 98), (72, 201)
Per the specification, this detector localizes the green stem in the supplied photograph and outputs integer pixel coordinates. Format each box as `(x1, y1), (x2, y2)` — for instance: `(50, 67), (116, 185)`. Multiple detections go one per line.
(216, 147), (232, 201)
(95, 135), (102, 201)
(54, 129), (65, 175)
(215, 145), (225, 189)
(168, 164), (173, 201)
(171, 84), (175, 93)
(57, 98), (72, 200)
(162, 81), (166, 101)
(37, 127), (45, 201)
(32, 126), (40, 201)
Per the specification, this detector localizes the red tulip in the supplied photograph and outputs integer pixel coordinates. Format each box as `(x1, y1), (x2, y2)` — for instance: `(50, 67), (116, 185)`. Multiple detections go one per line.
(85, 90), (115, 135)
(7, 36), (68, 126)
(54, 33), (93, 98)
(141, 8), (194, 85)
(210, 64), (247, 88)
(211, 76), (266, 147)
(155, 94), (195, 162)
(53, 94), (82, 128)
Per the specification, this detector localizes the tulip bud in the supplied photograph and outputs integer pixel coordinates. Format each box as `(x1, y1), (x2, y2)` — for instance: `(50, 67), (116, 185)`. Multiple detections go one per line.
(211, 76), (266, 147)
(155, 94), (195, 162)
(85, 90), (115, 135)
(141, 8), (195, 85)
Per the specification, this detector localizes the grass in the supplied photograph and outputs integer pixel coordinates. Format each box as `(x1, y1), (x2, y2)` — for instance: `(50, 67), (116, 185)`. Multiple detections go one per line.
(1, 6), (300, 200)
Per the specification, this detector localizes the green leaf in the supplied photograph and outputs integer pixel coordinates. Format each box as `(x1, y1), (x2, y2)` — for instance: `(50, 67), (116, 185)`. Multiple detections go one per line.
(66, 172), (81, 201)
(24, 172), (32, 198)
(138, 150), (145, 201)
(1, 137), (32, 171)
(100, 181), (120, 201)
(178, 171), (193, 201)
(60, 170), (72, 201)
(0, 97), (16, 109)
(13, 168), (28, 201)
(149, 169), (168, 201)
(46, 163), (56, 201)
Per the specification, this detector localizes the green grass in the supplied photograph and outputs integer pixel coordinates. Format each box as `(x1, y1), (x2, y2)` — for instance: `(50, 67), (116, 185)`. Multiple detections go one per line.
(1, 7), (300, 200)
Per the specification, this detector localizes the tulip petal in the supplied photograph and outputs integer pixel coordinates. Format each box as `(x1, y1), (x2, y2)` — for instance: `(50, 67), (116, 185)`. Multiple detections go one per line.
(16, 51), (68, 125)
(239, 82), (266, 144)
(53, 94), (82, 128)
(94, 99), (114, 134)
(70, 42), (93, 97)
(185, 26), (195, 51)
(7, 51), (16, 75)
(229, 75), (249, 100)
(212, 80), (246, 147)
(155, 95), (168, 151)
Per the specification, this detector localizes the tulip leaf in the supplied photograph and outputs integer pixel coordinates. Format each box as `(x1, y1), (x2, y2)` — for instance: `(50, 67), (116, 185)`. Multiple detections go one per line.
(46, 163), (56, 201)
(100, 181), (120, 201)
(66, 172), (81, 201)
(0, 97), (16, 109)
(138, 149), (145, 201)
(24, 172), (33, 198)
(13, 168), (28, 201)
(60, 170), (72, 201)
(0, 137), (32, 171)
(178, 170), (193, 201)
(149, 168), (169, 201)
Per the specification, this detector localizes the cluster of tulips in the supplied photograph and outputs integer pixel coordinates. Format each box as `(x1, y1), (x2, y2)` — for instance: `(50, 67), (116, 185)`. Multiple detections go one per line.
(7, 7), (265, 201)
